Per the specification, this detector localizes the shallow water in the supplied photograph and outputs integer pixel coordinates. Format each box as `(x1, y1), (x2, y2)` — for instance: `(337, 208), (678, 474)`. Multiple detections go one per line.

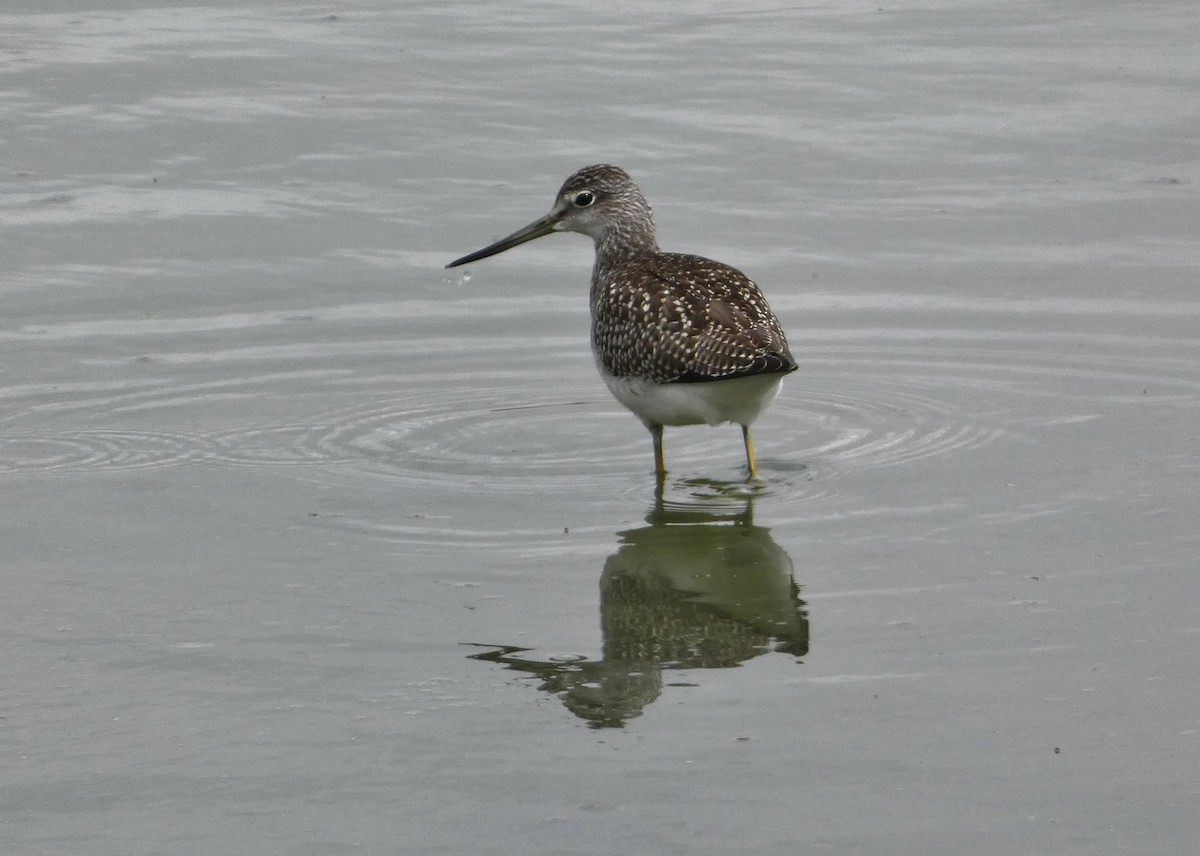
(3, 2), (1198, 854)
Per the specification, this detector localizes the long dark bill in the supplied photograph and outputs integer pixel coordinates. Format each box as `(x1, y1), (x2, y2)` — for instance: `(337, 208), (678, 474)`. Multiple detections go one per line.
(445, 212), (559, 269)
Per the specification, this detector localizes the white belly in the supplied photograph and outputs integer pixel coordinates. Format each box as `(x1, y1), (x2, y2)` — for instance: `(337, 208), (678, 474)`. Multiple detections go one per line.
(600, 370), (785, 429)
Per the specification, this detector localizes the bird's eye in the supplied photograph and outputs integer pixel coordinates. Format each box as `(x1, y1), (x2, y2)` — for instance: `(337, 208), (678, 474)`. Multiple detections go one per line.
(573, 190), (595, 208)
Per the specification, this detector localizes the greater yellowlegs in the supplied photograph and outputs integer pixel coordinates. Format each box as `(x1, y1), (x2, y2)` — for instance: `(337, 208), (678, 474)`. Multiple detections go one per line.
(446, 164), (796, 481)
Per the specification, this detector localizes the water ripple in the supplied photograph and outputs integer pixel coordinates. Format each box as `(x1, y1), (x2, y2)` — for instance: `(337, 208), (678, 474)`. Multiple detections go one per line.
(0, 318), (1195, 517)
(0, 430), (208, 473)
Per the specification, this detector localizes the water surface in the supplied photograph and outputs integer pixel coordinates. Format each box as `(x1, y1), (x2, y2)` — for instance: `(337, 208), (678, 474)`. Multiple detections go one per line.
(2, 2), (1198, 854)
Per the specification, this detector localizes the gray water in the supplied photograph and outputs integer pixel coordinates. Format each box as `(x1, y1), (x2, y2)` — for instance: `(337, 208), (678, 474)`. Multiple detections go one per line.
(3, 2), (1198, 854)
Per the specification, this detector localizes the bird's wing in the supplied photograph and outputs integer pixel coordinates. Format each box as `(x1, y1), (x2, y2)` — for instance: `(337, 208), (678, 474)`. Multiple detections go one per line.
(592, 253), (796, 382)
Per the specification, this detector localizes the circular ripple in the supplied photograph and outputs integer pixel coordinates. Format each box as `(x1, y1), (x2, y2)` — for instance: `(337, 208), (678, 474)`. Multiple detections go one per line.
(193, 331), (1200, 503)
(204, 383), (645, 494)
(780, 372), (1009, 469)
(5, 329), (1195, 503)
(0, 430), (210, 473)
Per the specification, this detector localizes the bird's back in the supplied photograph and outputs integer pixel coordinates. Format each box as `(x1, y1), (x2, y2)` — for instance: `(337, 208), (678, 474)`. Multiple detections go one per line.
(590, 252), (797, 385)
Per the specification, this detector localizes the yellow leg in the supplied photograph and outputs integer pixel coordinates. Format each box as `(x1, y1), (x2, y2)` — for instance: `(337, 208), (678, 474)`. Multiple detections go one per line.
(742, 424), (758, 480)
(651, 424), (666, 482)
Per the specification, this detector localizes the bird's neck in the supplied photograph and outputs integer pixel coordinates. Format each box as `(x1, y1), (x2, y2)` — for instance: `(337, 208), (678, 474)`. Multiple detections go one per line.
(592, 213), (659, 271)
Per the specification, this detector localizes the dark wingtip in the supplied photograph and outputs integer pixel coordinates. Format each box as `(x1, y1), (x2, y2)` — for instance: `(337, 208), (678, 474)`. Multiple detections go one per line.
(673, 353), (798, 384)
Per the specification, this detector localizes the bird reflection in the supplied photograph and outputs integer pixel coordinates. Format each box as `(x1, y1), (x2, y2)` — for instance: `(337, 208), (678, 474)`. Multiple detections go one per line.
(467, 485), (808, 728)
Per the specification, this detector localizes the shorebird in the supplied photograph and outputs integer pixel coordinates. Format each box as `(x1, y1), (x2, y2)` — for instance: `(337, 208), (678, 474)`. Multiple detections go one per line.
(446, 164), (796, 481)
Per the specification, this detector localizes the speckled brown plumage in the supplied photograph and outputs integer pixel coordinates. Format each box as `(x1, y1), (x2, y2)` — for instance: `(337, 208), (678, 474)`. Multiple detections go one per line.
(446, 164), (797, 479)
(591, 251), (795, 383)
